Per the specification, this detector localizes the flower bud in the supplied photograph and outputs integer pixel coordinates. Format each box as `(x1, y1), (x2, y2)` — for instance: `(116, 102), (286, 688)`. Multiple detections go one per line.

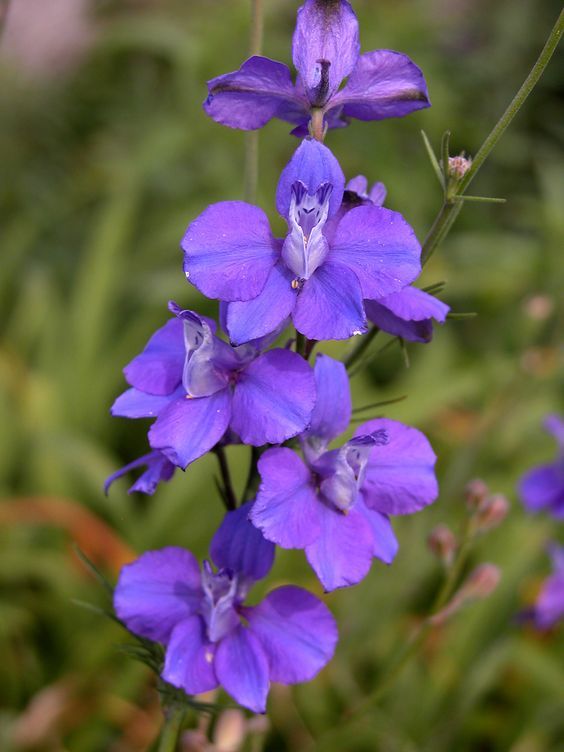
(428, 525), (457, 567)
(461, 564), (501, 600)
(448, 153), (472, 180)
(464, 478), (489, 511)
(474, 494), (510, 532)
(213, 709), (246, 752)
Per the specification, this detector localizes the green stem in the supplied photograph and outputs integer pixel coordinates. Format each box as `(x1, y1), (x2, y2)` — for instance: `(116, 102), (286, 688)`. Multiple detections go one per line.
(243, 0), (264, 203)
(242, 445), (261, 503)
(214, 446), (237, 511)
(344, 327), (379, 370)
(158, 705), (185, 752)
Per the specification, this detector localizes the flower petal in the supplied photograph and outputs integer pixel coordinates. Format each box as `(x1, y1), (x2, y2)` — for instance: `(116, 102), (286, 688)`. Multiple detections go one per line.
(245, 585), (337, 684)
(365, 288), (449, 343)
(305, 504), (375, 591)
(225, 262), (296, 346)
(231, 350), (316, 446)
(305, 353), (351, 443)
(114, 547), (202, 643)
(210, 501), (275, 581)
(293, 262), (367, 340)
(204, 56), (307, 130)
(292, 0), (359, 105)
(356, 418), (438, 515)
(329, 205), (421, 299)
(519, 464), (564, 515)
(276, 139), (345, 220)
(251, 448), (322, 548)
(357, 496), (398, 564)
(123, 318), (185, 395)
(104, 451), (175, 496)
(182, 201), (278, 302)
(149, 390), (232, 469)
(163, 616), (218, 695)
(331, 50), (430, 121)
(215, 625), (270, 713)
(111, 387), (180, 419)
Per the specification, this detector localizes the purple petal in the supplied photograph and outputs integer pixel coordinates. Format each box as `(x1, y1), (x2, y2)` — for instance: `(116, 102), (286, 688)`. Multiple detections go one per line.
(305, 504), (374, 591)
(365, 287), (449, 343)
(210, 501), (275, 581)
(245, 585), (337, 684)
(149, 390), (232, 469)
(114, 547), (202, 643)
(534, 571), (564, 629)
(276, 139), (345, 219)
(330, 50), (430, 121)
(293, 262), (367, 340)
(182, 201), (278, 302)
(356, 418), (438, 515)
(163, 616), (218, 694)
(251, 448), (322, 548)
(110, 387), (180, 419)
(123, 318), (185, 395)
(357, 496), (398, 564)
(329, 206), (421, 299)
(104, 451), (176, 496)
(231, 350), (316, 445)
(225, 262), (296, 346)
(215, 625), (270, 713)
(305, 354), (351, 443)
(519, 464), (564, 515)
(292, 0), (359, 106)
(204, 56), (307, 131)
(545, 415), (564, 450)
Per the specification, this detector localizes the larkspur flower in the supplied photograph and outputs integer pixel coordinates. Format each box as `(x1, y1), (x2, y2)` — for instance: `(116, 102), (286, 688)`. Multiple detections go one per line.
(204, 0), (429, 136)
(183, 139), (422, 343)
(250, 354), (438, 590)
(532, 544), (564, 629)
(114, 503), (337, 712)
(105, 449), (176, 496)
(338, 174), (450, 342)
(111, 302), (316, 469)
(519, 415), (564, 519)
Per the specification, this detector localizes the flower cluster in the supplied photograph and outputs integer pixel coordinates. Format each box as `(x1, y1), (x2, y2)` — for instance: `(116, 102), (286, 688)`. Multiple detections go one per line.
(107, 0), (445, 712)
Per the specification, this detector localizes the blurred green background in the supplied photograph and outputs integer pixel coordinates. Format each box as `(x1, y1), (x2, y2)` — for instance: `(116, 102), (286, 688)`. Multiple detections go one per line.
(0, 0), (563, 749)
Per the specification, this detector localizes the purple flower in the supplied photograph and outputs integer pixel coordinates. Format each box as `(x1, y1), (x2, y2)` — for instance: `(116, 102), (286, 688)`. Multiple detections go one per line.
(250, 354), (438, 590)
(532, 544), (564, 629)
(182, 140), (421, 344)
(114, 503), (337, 712)
(519, 415), (564, 519)
(105, 450), (176, 496)
(203, 0), (429, 136)
(111, 303), (316, 469)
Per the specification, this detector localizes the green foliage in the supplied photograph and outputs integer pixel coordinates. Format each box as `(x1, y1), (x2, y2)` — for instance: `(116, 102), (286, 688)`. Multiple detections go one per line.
(0, 0), (562, 749)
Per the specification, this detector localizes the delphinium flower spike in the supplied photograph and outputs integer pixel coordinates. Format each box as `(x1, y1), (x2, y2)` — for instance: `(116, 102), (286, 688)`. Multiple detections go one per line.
(204, 0), (429, 137)
(114, 504), (337, 712)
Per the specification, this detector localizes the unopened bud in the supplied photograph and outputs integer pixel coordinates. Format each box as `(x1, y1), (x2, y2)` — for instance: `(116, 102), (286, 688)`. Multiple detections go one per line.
(474, 494), (510, 532)
(448, 153), (472, 180)
(428, 525), (457, 567)
(464, 478), (489, 511)
(461, 564), (501, 600)
(213, 709), (246, 752)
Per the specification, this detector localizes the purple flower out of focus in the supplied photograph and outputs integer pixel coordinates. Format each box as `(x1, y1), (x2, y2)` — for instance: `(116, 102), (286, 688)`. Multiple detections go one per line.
(204, 0), (429, 136)
(249, 354), (439, 590)
(110, 302), (316, 469)
(183, 139), (422, 343)
(519, 415), (564, 519)
(114, 503), (337, 712)
(532, 544), (564, 629)
(342, 175), (450, 343)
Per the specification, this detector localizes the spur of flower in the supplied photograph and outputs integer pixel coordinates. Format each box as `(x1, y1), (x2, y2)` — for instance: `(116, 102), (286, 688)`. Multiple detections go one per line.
(114, 503), (337, 712)
(250, 354), (439, 590)
(519, 415), (564, 519)
(110, 302), (316, 469)
(339, 174), (450, 342)
(105, 449), (177, 496)
(204, 0), (429, 136)
(182, 139), (422, 343)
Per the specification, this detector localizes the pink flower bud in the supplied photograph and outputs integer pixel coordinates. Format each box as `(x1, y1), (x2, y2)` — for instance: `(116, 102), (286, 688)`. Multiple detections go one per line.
(461, 564), (501, 600)
(428, 525), (457, 566)
(464, 478), (489, 511)
(475, 494), (510, 532)
(448, 153), (472, 180)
